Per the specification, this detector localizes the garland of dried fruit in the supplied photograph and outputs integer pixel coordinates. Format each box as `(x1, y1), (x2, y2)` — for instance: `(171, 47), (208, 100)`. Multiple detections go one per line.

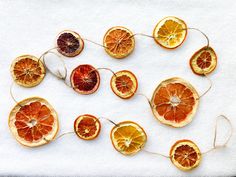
(8, 16), (231, 172)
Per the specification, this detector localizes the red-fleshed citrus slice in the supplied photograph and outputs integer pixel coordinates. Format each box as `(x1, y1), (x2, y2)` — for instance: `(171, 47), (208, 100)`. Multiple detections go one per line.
(57, 30), (84, 57)
(110, 121), (147, 155)
(170, 139), (201, 171)
(70, 64), (100, 95)
(110, 70), (138, 99)
(103, 26), (135, 59)
(190, 46), (217, 75)
(74, 114), (101, 140)
(153, 16), (187, 49)
(10, 55), (45, 87)
(9, 97), (59, 147)
(151, 77), (199, 127)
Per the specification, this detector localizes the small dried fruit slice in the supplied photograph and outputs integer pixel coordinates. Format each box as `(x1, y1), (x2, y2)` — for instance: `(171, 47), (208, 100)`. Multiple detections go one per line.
(110, 121), (147, 155)
(103, 26), (135, 59)
(151, 77), (199, 127)
(70, 64), (100, 95)
(153, 16), (187, 49)
(57, 30), (84, 57)
(9, 97), (59, 147)
(170, 140), (201, 171)
(190, 46), (217, 75)
(110, 70), (138, 99)
(10, 55), (45, 87)
(74, 114), (101, 140)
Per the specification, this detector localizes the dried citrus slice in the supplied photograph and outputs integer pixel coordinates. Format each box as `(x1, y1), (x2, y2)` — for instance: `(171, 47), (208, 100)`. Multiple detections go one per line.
(103, 26), (135, 59)
(170, 140), (201, 171)
(190, 46), (217, 75)
(10, 55), (45, 87)
(70, 64), (100, 94)
(153, 16), (187, 49)
(9, 97), (59, 147)
(57, 30), (84, 57)
(110, 70), (138, 99)
(110, 121), (147, 155)
(74, 114), (101, 140)
(151, 77), (199, 127)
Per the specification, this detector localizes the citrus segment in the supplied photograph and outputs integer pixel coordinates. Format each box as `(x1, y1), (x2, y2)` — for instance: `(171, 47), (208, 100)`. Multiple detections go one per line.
(103, 26), (135, 59)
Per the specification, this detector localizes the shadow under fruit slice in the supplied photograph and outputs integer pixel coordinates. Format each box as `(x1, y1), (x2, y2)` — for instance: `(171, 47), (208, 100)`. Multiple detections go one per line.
(110, 70), (138, 99)
(151, 77), (199, 128)
(10, 55), (45, 87)
(74, 114), (101, 140)
(9, 97), (59, 147)
(57, 30), (84, 57)
(70, 64), (100, 95)
(190, 46), (217, 75)
(153, 16), (187, 49)
(110, 121), (147, 155)
(103, 26), (135, 59)
(170, 140), (201, 171)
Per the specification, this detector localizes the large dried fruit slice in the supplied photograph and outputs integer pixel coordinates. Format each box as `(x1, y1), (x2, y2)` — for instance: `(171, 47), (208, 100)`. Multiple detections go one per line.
(70, 64), (100, 95)
(190, 46), (217, 75)
(57, 30), (84, 57)
(74, 114), (101, 140)
(153, 16), (187, 49)
(10, 55), (45, 87)
(110, 121), (147, 155)
(170, 140), (201, 171)
(103, 26), (135, 59)
(9, 97), (59, 147)
(110, 70), (138, 99)
(151, 77), (199, 127)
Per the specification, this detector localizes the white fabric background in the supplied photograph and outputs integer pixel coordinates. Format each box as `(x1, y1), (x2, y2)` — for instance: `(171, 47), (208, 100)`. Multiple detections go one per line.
(0, 0), (235, 176)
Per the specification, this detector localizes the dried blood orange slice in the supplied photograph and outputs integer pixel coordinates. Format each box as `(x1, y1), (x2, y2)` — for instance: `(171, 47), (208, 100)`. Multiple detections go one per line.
(74, 114), (101, 140)
(70, 64), (100, 95)
(8, 97), (59, 147)
(110, 121), (147, 155)
(153, 16), (187, 49)
(170, 140), (201, 171)
(10, 55), (45, 87)
(57, 30), (84, 57)
(190, 46), (217, 75)
(103, 26), (135, 59)
(151, 77), (199, 127)
(110, 70), (138, 99)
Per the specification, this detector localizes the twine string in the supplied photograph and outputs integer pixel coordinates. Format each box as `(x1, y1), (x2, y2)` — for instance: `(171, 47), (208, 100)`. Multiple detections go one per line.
(142, 149), (170, 158)
(83, 38), (107, 48)
(10, 82), (23, 107)
(89, 67), (117, 77)
(196, 73), (212, 100)
(99, 117), (119, 127)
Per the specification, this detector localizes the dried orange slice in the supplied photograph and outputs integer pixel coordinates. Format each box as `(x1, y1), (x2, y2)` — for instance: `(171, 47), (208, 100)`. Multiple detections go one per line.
(170, 140), (201, 171)
(151, 77), (199, 127)
(10, 55), (45, 87)
(190, 46), (217, 75)
(110, 121), (147, 155)
(74, 114), (101, 140)
(110, 70), (138, 99)
(70, 64), (100, 95)
(103, 26), (135, 59)
(153, 16), (187, 49)
(9, 97), (59, 147)
(57, 30), (84, 57)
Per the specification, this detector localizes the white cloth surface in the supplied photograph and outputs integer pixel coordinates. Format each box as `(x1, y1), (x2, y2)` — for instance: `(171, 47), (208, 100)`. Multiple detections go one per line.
(0, 0), (236, 176)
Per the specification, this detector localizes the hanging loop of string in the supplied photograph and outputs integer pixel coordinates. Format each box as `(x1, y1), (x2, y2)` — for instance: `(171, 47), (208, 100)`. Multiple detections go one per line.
(196, 73), (212, 100)
(10, 82), (22, 107)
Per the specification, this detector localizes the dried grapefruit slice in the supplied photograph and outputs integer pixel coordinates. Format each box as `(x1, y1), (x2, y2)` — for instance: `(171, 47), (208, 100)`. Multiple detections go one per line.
(74, 114), (101, 140)
(151, 77), (199, 127)
(110, 121), (147, 155)
(57, 30), (84, 57)
(70, 64), (100, 95)
(170, 140), (201, 171)
(110, 70), (138, 99)
(153, 16), (187, 49)
(103, 26), (135, 59)
(10, 55), (45, 87)
(9, 97), (59, 147)
(190, 46), (217, 75)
